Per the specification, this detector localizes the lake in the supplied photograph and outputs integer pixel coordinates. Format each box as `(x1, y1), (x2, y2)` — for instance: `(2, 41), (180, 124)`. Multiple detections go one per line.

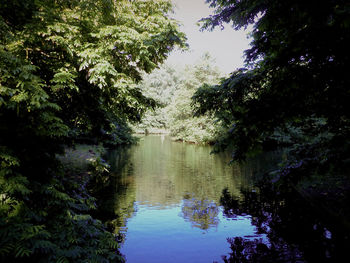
(99, 135), (349, 263)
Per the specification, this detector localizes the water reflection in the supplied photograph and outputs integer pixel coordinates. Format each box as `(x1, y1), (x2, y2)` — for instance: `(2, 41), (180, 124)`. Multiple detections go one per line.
(110, 135), (246, 209)
(181, 194), (219, 230)
(95, 135), (350, 262)
(101, 135), (280, 263)
(219, 184), (350, 262)
(92, 146), (136, 239)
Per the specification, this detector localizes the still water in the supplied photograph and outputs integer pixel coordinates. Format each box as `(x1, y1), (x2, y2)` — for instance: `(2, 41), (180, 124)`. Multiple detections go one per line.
(101, 135), (349, 263)
(104, 135), (273, 262)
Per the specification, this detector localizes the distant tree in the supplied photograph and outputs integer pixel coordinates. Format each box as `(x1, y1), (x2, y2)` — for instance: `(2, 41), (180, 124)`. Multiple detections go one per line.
(169, 53), (223, 143)
(135, 63), (185, 132)
(194, 0), (350, 176)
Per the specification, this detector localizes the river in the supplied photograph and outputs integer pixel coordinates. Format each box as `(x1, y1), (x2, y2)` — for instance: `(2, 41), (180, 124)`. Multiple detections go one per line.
(98, 135), (349, 263)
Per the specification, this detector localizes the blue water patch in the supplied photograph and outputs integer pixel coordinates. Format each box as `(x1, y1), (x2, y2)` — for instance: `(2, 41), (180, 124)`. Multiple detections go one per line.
(120, 202), (266, 263)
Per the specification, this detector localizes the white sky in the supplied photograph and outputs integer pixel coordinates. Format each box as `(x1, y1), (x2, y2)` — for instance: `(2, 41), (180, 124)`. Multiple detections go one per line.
(166, 0), (251, 75)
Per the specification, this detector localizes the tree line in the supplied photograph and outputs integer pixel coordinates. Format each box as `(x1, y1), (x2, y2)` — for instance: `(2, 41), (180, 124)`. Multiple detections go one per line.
(135, 53), (224, 144)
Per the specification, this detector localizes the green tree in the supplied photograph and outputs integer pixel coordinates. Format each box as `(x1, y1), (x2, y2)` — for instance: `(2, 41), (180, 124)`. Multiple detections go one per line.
(1, 0), (185, 145)
(0, 0), (185, 261)
(194, 0), (350, 178)
(134, 63), (185, 133)
(169, 53), (223, 143)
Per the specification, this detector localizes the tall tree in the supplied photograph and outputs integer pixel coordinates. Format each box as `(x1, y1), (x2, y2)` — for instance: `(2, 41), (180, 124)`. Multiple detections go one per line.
(1, 0), (185, 145)
(135, 63), (184, 132)
(0, 0), (185, 261)
(169, 53), (222, 143)
(194, 0), (350, 177)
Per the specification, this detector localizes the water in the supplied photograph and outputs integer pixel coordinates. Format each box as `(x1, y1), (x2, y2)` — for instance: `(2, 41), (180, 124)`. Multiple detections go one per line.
(100, 135), (350, 263)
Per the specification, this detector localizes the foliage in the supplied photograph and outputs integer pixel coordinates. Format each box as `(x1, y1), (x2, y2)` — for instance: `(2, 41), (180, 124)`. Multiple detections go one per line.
(1, 0), (185, 145)
(134, 54), (223, 144)
(194, 0), (350, 175)
(134, 63), (184, 133)
(0, 166), (123, 263)
(168, 53), (224, 143)
(0, 0), (185, 262)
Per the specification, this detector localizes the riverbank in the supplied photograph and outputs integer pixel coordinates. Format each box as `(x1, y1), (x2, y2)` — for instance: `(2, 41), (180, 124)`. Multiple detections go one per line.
(58, 144), (107, 173)
(133, 130), (217, 145)
(133, 128), (169, 135)
(55, 144), (125, 262)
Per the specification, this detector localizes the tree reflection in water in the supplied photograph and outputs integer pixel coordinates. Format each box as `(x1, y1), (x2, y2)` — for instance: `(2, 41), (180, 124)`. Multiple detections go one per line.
(222, 237), (303, 263)
(90, 146), (137, 243)
(180, 193), (219, 230)
(218, 185), (350, 263)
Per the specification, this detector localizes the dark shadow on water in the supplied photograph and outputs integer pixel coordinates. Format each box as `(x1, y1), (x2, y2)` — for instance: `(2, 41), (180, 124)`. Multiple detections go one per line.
(218, 183), (350, 263)
(221, 237), (303, 263)
(89, 145), (137, 242)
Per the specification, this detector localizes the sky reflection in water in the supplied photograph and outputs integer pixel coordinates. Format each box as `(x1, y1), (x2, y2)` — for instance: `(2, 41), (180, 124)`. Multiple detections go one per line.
(110, 135), (270, 263)
(102, 135), (350, 263)
(120, 203), (262, 263)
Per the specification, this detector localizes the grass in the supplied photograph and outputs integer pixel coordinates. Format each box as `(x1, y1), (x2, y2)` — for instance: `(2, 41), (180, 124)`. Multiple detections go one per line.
(58, 144), (106, 175)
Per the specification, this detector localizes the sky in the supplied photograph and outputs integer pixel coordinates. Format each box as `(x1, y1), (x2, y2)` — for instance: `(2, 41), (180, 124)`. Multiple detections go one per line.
(166, 0), (252, 74)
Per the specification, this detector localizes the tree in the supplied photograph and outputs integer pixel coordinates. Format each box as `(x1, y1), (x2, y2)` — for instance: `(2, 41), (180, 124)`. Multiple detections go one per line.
(1, 0), (185, 145)
(134, 63), (185, 132)
(194, 0), (350, 177)
(0, 0), (185, 261)
(169, 53), (223, 143)
(134, 54), (223, 142)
